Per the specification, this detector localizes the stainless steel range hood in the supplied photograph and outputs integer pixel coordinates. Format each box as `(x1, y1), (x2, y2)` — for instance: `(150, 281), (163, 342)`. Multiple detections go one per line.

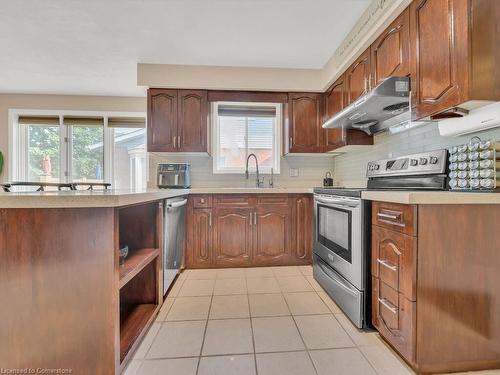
(322, 76), (411, 135)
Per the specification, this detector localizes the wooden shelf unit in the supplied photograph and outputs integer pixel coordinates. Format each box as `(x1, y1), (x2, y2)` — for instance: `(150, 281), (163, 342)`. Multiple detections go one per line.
(119, 247), (160, 289)
(119, 303), (157, 363)
(117, 201), (164, 369)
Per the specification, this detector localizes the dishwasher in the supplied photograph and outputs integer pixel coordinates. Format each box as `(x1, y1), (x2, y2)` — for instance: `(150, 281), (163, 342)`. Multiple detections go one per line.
(163, 196), (188, 295)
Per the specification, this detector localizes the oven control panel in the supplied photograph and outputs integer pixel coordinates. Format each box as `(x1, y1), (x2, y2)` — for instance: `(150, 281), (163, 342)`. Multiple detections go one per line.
(366, 149), (448, 177)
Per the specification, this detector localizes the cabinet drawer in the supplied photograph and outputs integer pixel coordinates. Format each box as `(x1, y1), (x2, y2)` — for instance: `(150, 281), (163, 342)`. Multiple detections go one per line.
(372, 226), (416, 301)
(214, 195), (253, 207)
(372, 201), (417, 236)
(257, 195), (289, 205)
(192, 195), (212, 208)
(372, 277), (416, 363)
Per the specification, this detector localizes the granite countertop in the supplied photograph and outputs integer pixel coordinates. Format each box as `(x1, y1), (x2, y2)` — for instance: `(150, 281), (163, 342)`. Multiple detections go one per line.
(189, 187), (313, 194)
(0, 189), (190, 208)
(0, 187), (315, 208)
(361, 190), (500, 204)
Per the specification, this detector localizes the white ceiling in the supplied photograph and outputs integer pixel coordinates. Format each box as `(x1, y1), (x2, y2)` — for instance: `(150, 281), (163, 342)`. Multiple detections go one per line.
(0, 0), (370, 97)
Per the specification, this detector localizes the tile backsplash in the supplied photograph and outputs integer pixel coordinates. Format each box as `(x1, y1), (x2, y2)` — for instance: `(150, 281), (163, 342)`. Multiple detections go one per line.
(334, 122), (500, 184)
(148, 153), (335, 188)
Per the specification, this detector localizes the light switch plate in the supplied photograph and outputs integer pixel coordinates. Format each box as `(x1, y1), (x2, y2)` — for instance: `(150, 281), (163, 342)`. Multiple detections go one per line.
(289, 168), (299, 177)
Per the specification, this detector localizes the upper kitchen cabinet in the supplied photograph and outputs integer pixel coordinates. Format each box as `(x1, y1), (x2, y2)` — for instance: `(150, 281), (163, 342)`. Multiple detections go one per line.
(147, 89), (177, 152)
(345, 48), (371, 104)
(370, 7), (411, 87)
(410, 0), (500, 120)
(147, 88), (208, 152)
(286, 92), (323, 153)
(323, 75), (373, 151)
(178, 90), (208, 152)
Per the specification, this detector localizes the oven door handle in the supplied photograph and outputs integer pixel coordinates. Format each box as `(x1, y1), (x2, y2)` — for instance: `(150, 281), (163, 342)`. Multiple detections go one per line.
(317, 261), (358, 297)
(315, 198), (360, 209)
(315, 197), (346, 205)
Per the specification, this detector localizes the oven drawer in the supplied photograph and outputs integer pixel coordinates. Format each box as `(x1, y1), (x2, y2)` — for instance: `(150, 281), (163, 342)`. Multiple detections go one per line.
(372, 226), (416, 301)
(192, 194), (212, 208)
(372, 276), (416, 362)
(372, 202), (417, 236)
(313, 255), (364, 328)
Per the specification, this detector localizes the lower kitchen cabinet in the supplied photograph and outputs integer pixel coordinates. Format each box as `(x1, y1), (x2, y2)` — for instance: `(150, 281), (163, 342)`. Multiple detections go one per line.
(371, 201), (500, 374)
(185, 194), (312, 268)
(254, 204), (291, 266)
(185, 208), (213, 268)
(213, 207), (253, 267)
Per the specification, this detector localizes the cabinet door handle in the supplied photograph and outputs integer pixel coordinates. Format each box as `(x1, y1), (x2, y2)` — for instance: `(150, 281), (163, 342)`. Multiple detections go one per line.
(377, 258), (397, 272)
(178, 135), (182, 148)
(209, 212), (212, 227)
(200, 198), (205, 204)
(173, 136), (177, 149)
(378, 298), (397, 314)
(254, 212), (257, 225)
(377, 212), (399, 220)
(249, 213), (253, 226)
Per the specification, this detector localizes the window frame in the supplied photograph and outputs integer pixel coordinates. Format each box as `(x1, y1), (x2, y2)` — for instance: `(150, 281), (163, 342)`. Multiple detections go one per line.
(211, 101), (281, 175)
(8, 109), (147, 186)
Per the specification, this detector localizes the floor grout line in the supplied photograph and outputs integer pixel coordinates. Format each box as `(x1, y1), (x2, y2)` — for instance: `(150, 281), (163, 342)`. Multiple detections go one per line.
(281, 288), (320, 375)
(195, 292), (214, 374)
(134, 266), (419, 375)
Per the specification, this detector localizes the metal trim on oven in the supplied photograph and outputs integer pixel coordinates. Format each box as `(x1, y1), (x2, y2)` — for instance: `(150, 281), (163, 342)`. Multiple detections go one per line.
(313, 194), (364, 290)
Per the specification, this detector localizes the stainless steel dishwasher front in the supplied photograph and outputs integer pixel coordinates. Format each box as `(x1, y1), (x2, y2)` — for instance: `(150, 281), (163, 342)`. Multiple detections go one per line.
(163, 195), (187, 295)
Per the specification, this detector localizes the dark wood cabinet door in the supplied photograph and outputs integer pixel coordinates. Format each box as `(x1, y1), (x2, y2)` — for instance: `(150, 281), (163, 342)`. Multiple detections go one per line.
(346, 49), (371, 104)
(372, 226), (416, 301)
(324, 76), (346, 150)
(214, 207), (253, 267)
(178, 90), (208, 152)
(147, 89), (178, 152)
(291, 195), (312, 263)
(288, 93), (323, 153)
(372, 277), (416, 363)
(410, 0), (467, 119)
(371, 7), (410, 86)
(186, 208), (213, 268)
(253, 205), (291, 265)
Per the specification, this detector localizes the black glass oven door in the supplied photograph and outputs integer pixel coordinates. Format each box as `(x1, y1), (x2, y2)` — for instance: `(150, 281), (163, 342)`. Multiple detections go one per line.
(317, 204), (352, 263)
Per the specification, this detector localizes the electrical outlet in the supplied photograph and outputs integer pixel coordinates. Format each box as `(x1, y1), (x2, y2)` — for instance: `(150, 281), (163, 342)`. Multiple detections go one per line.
(289, 168), (299, 177)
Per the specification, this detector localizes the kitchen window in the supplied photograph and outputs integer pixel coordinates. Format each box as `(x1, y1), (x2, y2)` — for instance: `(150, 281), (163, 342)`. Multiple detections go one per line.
(10, 111), (147, 190)
(212, 102), (281, 174)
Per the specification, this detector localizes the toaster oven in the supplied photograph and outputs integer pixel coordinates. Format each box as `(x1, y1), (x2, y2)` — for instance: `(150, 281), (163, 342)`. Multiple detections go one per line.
(157, 163), (191, 189)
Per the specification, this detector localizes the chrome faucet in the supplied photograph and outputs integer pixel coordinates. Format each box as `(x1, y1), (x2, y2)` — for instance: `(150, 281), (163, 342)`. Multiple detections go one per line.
(245, 153), (263, 187)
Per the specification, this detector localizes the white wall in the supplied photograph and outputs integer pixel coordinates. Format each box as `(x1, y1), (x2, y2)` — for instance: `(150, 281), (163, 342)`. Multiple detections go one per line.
(334, 122), (500, 185)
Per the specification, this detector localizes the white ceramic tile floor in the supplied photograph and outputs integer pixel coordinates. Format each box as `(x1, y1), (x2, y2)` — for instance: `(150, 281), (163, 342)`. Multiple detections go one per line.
(125, 266), (499, 375)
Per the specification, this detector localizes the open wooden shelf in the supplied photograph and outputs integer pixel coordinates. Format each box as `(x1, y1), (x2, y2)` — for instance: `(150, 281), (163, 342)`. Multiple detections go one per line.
(119, 248), (160, 289)
(120, 303), (157, 363)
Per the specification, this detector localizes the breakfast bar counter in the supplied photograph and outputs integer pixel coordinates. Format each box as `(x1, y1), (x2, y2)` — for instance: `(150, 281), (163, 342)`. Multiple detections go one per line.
(0, 188), (189, 208)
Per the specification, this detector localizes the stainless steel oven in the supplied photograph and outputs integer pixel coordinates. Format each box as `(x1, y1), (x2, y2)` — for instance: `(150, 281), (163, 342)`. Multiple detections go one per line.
(313, 190), (370, 328)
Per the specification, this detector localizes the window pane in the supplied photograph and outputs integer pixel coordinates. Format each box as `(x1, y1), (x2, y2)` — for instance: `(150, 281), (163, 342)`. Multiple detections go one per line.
(218, 116), (246, 170)
(113, 127), (147, 190)
(248, 117), (274, 169)
(71, 125), (104, 182)
(27, 124), (60, 182)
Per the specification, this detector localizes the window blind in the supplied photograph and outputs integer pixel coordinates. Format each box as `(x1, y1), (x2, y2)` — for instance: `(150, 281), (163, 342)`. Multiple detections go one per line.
(108, 117), (145, 128)
(218, 105), (276, 118)
(63, 116), (104, 126)
(18, 116), (59, 126)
